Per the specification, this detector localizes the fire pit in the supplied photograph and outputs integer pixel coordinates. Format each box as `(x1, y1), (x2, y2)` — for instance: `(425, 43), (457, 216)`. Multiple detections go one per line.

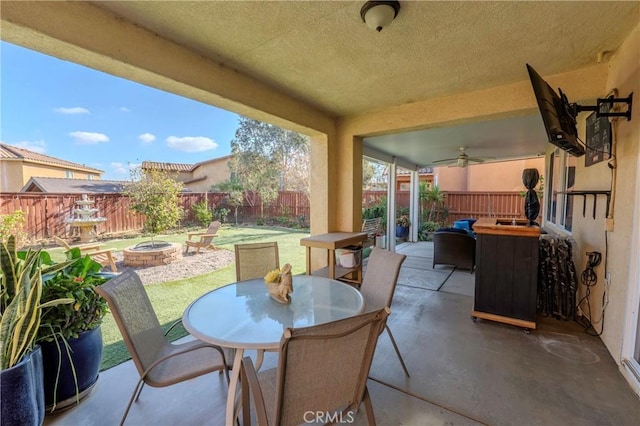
(123, 241), (182, 267)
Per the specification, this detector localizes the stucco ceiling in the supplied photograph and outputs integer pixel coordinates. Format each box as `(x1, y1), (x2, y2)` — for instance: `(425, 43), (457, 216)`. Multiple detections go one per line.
(60, 2), (640, 166)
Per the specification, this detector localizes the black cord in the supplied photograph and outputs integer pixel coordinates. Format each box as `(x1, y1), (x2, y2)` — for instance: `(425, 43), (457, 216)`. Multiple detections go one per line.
(576, 251), (605, 336)
(577, 135), (616, 160)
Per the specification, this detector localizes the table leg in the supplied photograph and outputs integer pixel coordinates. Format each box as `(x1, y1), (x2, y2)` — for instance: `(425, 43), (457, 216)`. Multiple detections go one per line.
(255, 349), (265, 371)
(329, 249), (336, 279)
(226, 348), (244, 426)
(305, 247), (311, 275)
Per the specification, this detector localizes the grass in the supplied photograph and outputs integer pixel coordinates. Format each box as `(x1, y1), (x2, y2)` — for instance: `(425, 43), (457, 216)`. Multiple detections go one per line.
(45, 225), (310, 371)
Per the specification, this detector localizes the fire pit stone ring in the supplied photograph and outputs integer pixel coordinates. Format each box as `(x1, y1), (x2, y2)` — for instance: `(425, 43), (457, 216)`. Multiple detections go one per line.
(123, 241), (183, 267)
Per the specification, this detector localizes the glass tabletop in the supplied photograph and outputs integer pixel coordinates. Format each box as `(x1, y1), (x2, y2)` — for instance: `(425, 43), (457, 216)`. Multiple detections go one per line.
(182, 275), (364, 350)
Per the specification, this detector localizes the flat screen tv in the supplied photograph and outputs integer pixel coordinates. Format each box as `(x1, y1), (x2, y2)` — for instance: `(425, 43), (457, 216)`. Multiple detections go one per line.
(526, 64), (585, 157)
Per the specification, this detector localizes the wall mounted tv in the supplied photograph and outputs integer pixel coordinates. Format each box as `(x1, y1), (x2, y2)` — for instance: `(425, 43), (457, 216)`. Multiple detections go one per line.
(526, 64), (585, 157)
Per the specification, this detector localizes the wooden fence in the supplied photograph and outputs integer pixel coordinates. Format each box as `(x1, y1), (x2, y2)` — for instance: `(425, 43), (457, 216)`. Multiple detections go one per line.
(1, 190), (529, 241)
(363, 190), (528, 223)
(0, 191), (310, 241)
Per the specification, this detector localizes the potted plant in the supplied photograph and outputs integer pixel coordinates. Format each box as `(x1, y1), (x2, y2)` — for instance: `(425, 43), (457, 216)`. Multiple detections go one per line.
(0, 236), (73, 425)
(37, 247), (112, 412)
(395, 215), (411, 239)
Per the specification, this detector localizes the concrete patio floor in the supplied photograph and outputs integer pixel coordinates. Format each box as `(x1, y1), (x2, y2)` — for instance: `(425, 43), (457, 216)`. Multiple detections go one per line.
(45, 242), (640, 426)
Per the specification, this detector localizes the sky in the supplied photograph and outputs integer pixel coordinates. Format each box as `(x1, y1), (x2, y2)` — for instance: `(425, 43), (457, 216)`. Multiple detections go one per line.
(1, 41), (241, 180)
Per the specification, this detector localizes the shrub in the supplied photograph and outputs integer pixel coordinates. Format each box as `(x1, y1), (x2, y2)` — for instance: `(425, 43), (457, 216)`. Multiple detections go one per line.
(191, 200), (213, 227)
(418, 221), (439, 241)
(214, 207), (230, 223)
(123, 168), (184, 234)
(0, 210), (28, 248)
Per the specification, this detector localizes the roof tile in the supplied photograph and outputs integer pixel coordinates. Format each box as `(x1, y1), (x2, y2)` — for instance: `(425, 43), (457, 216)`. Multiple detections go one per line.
(0, 143), (103, 173)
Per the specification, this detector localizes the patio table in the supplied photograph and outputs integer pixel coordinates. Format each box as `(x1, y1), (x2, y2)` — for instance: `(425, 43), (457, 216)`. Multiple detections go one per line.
(182, 275), (364, 425)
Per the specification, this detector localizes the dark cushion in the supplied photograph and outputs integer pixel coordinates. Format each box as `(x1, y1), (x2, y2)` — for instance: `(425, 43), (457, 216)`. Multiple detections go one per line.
(436, 227), (468, 235)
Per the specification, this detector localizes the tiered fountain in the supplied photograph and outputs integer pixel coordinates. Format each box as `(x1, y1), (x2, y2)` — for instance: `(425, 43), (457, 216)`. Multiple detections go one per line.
(65, 194), (107, 243)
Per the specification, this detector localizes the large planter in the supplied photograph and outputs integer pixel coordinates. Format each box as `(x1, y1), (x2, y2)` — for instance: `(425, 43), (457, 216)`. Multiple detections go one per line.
(41, 326), (103, 412)
(0, 346), (45, 426)
(395, 225), (410, 239)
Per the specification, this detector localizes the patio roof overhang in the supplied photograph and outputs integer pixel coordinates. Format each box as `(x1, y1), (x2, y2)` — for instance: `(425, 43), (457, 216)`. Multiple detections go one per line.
(2, 1), (637, 168)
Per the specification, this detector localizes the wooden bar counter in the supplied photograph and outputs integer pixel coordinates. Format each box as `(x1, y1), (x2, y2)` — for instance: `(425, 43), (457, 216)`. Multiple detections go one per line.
(472, 218), (541, 330)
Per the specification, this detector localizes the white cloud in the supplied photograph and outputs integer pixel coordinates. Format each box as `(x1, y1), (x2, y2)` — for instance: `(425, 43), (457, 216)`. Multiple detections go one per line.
(120, 107), (132, 113)
(54, 107), (90, 115)
(7, 140), (47, 154)
(69, 131), (109, 145)
(166, 136), (218, 153)
(111, 162), (140, 176)
(138, 133), (156, 145)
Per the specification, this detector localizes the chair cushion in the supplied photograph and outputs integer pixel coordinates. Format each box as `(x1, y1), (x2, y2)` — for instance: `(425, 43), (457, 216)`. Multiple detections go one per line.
(436, 227), (468, 235)
(453, 220), (471, 230)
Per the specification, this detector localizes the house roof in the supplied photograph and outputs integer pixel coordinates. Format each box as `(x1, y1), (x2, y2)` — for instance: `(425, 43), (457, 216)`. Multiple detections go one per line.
(21, 177), (126, 193)
(141, 161), (193, 172)
(142, 155), (233, 173)
(0, 143), (103, 174)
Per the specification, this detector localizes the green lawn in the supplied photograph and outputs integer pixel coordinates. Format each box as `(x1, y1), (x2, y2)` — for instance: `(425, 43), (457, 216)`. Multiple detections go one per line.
(48, 225), (310, 370)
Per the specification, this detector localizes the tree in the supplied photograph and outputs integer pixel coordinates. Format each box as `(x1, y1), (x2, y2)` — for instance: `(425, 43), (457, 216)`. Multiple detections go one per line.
(122, 167), (184, 238)
(230, 117), (310, 217)
(420, 183), (444, 222)
(212, 179), (244, 226)
(363, 159), (387, 190)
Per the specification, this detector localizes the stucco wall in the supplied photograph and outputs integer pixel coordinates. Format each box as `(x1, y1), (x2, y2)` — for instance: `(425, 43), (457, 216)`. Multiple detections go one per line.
(566, 22), (639, 362)
(23, 163), (98, 181)
(1, 161), (101, 191)
(435, 157), (545, 191)
(0, 161), (24, 192)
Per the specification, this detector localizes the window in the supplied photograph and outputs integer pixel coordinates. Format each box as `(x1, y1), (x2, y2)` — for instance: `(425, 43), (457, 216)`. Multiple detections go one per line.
(65, 170), (74, 178)
(546, 148), (576, 232)
(87, 174), (94, 180)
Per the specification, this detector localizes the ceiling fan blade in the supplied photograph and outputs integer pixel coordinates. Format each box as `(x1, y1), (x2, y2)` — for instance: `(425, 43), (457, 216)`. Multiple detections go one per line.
(431, 157), (457, 164)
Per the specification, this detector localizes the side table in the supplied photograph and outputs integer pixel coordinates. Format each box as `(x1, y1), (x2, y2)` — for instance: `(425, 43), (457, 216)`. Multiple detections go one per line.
(300, 232), (368, 284)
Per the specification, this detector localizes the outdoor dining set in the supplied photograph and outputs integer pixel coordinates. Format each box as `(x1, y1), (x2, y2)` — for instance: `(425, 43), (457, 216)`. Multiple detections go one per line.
(96, 233), (408, 425)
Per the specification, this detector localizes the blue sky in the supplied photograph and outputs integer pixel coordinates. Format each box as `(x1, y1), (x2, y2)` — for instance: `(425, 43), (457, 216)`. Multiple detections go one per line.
(1, 41), (240, 180)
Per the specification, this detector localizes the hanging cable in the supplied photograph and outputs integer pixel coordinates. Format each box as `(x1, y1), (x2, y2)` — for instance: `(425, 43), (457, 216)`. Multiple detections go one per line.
(576, 251), (605, 336)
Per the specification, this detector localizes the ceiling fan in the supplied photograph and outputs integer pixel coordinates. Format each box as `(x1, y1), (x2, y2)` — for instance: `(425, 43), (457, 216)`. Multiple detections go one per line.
(431, 147), (490, 168)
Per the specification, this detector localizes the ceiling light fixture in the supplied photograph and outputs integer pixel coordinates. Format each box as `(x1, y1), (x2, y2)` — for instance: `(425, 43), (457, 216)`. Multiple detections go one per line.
(360, 1), (401, 32)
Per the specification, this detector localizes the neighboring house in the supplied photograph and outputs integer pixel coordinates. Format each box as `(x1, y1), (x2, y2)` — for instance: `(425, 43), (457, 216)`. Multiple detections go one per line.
(396, 167), (434, 191)
(0, 143), (103, 192)
(434, 157), (545, 192)
(142, 155), (233, 192)
(392, 157), (545, 192)
(20, 177), (126, 193)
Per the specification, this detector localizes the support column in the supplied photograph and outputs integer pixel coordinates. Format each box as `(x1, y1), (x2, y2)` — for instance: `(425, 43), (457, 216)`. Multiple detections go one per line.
(410, 170), (420, 242)
(333, 128), (363, 232)
(387, 162), (397, 253)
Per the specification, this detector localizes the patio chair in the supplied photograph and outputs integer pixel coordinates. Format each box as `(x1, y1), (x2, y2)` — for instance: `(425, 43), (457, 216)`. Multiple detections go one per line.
(234, 242), (280, 282)
(362, 217), (383, 249)
(432, 229), (476, 272)
(95, 270), (229, 426)
(360, 247), (410, 377)
(232, 241), (281, 368)
(53, 235), (118, 272)
(241, 307), (390, 426)
(184, 220), (221, 254)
